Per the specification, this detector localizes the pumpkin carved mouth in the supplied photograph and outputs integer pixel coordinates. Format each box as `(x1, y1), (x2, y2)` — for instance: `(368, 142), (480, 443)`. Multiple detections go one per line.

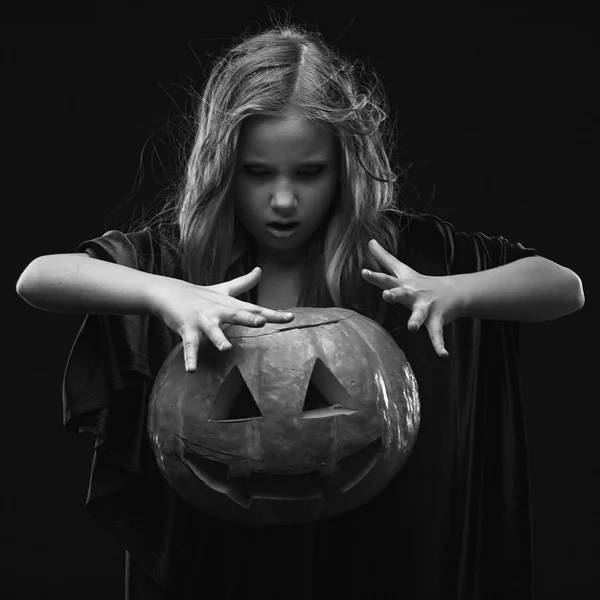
(182, 437), (383, 508)
(177, 355), (384, 508)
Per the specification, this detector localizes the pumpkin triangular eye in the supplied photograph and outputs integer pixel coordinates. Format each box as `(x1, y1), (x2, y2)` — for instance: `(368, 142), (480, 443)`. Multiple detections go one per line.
(302, 358), (358, 419)
(209, 367), (263, 422)
(302, 379), (329, 412)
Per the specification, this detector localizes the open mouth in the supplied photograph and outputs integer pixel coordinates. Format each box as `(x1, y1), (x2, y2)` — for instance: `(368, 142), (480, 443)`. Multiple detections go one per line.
(268, 223), (298, 230)
(266, 223), (300, 238)
(269, 222), (298, 230)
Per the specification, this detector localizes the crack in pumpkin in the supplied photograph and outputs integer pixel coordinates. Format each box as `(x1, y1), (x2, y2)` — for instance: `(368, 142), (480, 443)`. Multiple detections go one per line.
(177, 434), (246, 460)
(232, 315), (353, 337)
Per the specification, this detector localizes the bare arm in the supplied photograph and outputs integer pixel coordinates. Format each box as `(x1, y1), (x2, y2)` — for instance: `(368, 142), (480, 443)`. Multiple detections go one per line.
(16, 253), (296, 365)
(451, 256), (585, 322)
(16, 253), (167, 316)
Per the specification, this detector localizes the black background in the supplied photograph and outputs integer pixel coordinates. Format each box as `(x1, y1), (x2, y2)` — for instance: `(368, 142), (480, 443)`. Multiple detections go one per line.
(4, 5), (597, 599)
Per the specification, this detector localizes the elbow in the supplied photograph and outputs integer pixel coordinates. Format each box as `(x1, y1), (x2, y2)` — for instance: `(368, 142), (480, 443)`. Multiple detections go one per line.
(543, 270), (585, 321)
(16, 259), (42, 302)
(568, 272), (585, 313)
(16, 269), (32, 299)
(572, 272), (585, 308)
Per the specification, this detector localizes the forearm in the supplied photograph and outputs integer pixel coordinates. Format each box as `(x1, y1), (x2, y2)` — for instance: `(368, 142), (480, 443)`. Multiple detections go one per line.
(451, 256), (585, 323)
(16, 254), (169, 316)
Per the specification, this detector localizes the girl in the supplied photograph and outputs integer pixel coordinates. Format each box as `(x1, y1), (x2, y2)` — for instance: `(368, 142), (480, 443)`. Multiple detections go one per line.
(16, 23), (584, 600)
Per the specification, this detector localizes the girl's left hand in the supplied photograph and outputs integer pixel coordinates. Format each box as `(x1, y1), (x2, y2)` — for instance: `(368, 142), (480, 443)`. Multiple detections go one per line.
(362, 239), (465, 358)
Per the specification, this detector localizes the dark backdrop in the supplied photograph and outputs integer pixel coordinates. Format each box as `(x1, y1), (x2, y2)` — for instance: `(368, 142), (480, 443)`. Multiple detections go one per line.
(4, 7), (597, 600)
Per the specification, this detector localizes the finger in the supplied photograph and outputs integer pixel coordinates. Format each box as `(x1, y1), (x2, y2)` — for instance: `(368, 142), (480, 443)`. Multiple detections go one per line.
(232, 267), (264, 292)
(382, 288), (410, 304)
(259, 308), (295, 322)
(183, 321), (232, 371)
(209, 290), (294, 322)
(203, 322), (233, 353)
(227, 310), (269, 327)
(222, 267), (263, 297)
(184, 331), (231, 372)
(208, 269), (294, 323)
(368, 240), (400, 274)
(234, 303), (295, 323)
(425, 319), (449, 357)
(182, 330), (200, 372)
(407, 307), (428, 331)
(362, 269), (399, 290)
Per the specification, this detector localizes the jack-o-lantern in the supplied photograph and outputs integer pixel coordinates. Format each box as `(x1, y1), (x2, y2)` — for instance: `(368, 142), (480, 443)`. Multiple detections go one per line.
(147, 307), (420, 527)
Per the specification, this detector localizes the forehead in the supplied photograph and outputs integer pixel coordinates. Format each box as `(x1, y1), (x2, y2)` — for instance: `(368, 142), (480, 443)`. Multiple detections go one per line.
(238, 111), (335, 160)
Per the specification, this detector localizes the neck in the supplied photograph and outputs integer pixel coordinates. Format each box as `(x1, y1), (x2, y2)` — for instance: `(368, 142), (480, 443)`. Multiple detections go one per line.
(259, 261), (304, 277)
(257, 251), (305, 275)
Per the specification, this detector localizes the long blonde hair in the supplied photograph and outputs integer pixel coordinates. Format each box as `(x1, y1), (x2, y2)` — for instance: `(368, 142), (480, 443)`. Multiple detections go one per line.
(126, 22), (419, 324)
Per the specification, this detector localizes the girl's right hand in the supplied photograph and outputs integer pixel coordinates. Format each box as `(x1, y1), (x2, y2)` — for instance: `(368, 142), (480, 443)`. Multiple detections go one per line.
(149, 267), (295, 372)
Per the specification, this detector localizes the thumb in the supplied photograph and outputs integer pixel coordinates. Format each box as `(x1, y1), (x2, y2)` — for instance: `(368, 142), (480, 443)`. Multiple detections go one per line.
(226, 266), (262, 298)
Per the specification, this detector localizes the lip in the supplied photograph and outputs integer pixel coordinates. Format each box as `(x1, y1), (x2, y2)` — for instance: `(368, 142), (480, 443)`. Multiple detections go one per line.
(266, 223), (300, 238)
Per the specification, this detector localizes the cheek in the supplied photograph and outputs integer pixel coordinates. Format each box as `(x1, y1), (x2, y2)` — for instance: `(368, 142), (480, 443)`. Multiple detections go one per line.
(234, 180), (261, 215)
(330, 176), (340, 200)
(316, 174), (339, 210)
(309, 173), (338, 201)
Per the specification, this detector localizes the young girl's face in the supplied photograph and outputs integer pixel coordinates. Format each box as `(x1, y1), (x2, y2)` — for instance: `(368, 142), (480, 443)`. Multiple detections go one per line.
(233, 109), (339, 270)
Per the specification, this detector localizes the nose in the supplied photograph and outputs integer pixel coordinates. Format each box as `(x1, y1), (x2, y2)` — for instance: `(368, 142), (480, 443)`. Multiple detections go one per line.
(270, 179), (297, 209)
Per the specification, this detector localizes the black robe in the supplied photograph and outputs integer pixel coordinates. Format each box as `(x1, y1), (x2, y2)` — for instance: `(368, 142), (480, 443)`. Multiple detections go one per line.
(62, 212), (538, 599)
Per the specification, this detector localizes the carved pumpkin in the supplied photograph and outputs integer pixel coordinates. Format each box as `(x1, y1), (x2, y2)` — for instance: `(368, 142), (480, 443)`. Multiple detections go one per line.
(147, 307), (420, 527)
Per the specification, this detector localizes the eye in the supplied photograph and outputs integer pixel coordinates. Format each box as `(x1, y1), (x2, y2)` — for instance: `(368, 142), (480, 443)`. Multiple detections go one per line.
(242, 165), (326, 178)
(244, 166), (269, 177)
(298, 166), (324, 178)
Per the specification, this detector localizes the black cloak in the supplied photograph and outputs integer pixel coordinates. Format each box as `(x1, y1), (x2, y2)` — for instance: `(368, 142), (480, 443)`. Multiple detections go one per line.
(62, 212), (538, 599)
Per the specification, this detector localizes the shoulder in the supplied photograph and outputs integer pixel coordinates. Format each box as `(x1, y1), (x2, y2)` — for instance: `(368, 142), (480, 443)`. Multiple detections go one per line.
(395, 210), (538, 274)
(77, 225), (183, 279)
(391, 211), (451, 275)
(398, 211), (453, 238)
